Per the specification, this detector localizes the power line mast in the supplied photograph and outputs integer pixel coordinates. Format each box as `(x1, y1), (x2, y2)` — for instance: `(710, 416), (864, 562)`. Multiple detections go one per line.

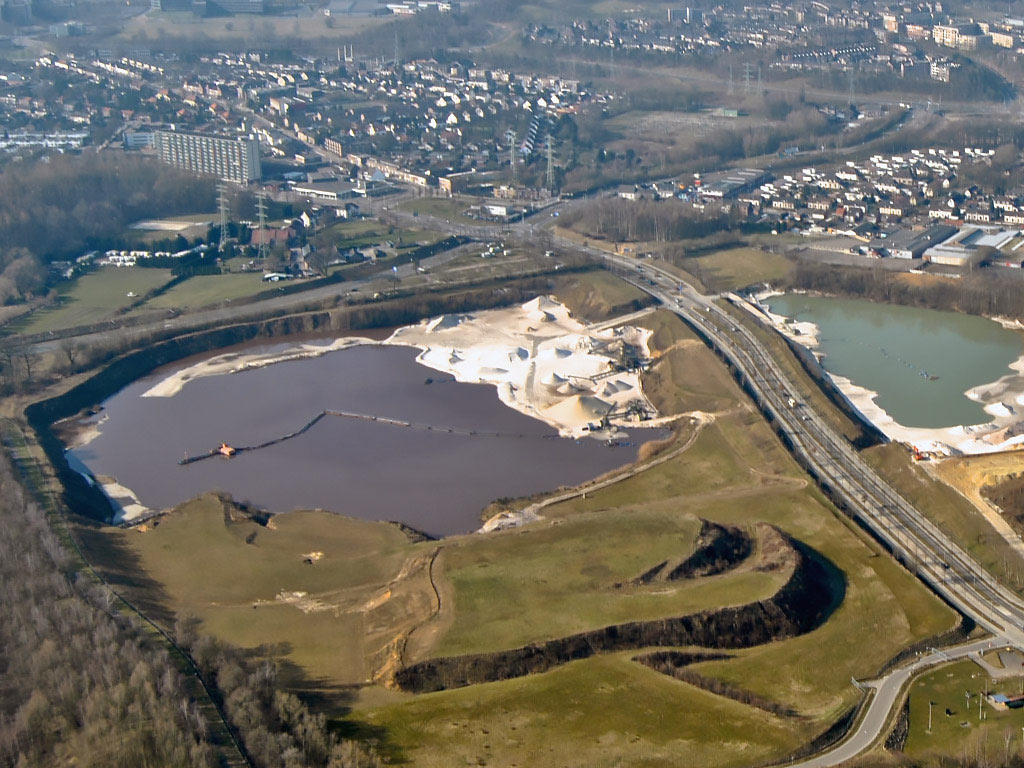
(217, 182), (230, 255)
(507, 129), (517, 184)
(255, 189), (268, 261)
(545, 135), (556, 192)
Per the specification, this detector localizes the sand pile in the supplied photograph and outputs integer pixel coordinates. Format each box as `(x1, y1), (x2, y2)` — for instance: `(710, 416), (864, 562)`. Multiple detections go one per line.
(137, 297), (657, 441)
(387, 296), (656, 438)
(543, 395), (614, 426)
(425, 314), (473, 332)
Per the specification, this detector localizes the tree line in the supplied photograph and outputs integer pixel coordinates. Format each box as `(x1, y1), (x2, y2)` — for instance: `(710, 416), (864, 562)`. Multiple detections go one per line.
(174, 620), (384, 768)
(784, 261), (1024, 320)
(0, 450), (216, 767)
(560, 198), (745, 243)
(0, 154), (215, 304)
(0, 444), (383, 767)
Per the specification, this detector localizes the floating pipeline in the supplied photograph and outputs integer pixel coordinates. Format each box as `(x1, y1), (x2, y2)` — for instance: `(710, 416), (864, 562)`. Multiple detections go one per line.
(177, 409), (596, 466)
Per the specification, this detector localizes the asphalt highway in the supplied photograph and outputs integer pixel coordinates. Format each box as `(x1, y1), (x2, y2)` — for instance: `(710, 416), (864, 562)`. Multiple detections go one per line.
(377, 199), (1024, 760)
(574, 244), (1024, 765)
(34, 195), (1024, 762)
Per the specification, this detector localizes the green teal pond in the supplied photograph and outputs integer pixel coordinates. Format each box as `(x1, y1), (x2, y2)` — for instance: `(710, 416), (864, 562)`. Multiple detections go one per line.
(764, 295), (1024, 429)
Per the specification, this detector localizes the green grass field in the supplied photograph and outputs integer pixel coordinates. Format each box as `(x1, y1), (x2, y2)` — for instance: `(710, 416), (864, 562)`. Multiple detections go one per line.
(320, 219), (413, 251)
(83, 495), (433, 689)
(141, 272), (271, 311)
(433, 510), (784, 658)
(74, 270), (958, 768)
(686, 247), (794, 293)
(398, 196), (481, 226)
(904, 659), (1024, 759)
(363, 406), (955, 765)
(366, 652), (809, 768)
(13, 267), (174, 335)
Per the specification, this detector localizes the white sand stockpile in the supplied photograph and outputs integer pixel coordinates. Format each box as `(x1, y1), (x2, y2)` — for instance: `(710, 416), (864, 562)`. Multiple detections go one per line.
(386, 296), (656, 438)
(130, 295), (655, 440)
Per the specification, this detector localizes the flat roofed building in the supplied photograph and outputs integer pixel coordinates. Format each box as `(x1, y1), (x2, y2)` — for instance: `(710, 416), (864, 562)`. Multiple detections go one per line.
(699, 168), (767, 199)
(154, 130), (261, 184)
(290, 180), (359, 202)
(207, 0), (264, 13)
(925, 225), (1022, 266)
(991, 30), (1015, 47)
(933, 23), (960, 47)
(873, 224), (957, 259)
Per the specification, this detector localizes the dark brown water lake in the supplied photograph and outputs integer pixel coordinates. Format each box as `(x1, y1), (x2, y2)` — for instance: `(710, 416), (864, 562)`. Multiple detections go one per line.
(69, 342), (654, 536)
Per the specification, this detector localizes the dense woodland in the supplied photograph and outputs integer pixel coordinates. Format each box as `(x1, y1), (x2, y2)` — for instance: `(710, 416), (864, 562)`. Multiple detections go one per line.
(0, 447), (382, 767)
(0, 451), (217, 767)
(561, 198), (747, 243)
(174, 621), (384, 768)
(0, 155), (215, 304)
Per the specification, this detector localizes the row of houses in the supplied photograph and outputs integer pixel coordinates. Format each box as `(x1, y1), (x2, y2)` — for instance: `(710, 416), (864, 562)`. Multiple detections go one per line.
(722, 148), (1024, 233)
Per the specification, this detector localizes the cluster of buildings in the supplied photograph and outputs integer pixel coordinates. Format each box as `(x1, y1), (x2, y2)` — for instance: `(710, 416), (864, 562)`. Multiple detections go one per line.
(881, 10), (1024, 52)
(723, 148), (1024, 234)
(100, 244), (210, 267)
(613, 145), (1024, 270)
(524, 1), (1024, 97)
(239, 56), (590, 193)
(523, 3), (876, 60)
(383, 1), (457, 15)
(6, 47), (599, 193)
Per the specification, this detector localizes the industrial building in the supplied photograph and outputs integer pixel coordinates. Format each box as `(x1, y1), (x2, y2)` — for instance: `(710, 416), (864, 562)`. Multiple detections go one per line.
(873, 224), (957, 259)
(925, 225), (1022, 266)
(206, 0), (265, 13)
(154, 130), (261, 184)
(290, 179), (359, 202)
(698, 168), (767, 199)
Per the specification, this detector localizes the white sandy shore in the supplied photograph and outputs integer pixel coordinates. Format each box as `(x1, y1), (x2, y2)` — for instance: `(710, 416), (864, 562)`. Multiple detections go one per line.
(99, 479), (151, 521)
(142, 297), (656, 438)
(141, 337), (377, 398)
(738, 292), (1024, 456)
(746, 288), (820, 348)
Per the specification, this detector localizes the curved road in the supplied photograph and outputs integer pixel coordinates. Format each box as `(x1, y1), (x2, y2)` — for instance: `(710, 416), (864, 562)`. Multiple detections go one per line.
(35, 194), (1024, 762)
(576, 245), (1024, 765)
(798, 638), (995, 767)
(296, 200), (1024, 763)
